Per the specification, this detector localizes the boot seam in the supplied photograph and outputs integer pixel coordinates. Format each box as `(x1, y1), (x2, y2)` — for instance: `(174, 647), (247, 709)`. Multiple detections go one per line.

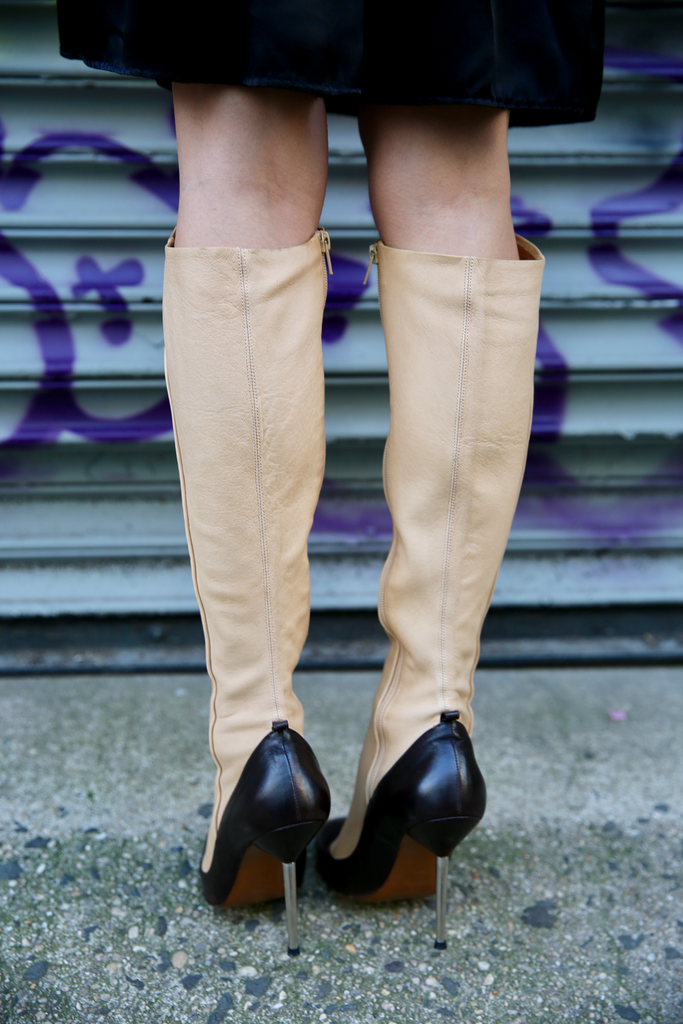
(238, 248), (281, 722)
(366, 641), (403, 800)
(439, 257), (473, 713)
(164, 353), (223, 853)
(368, 342), (401, 800)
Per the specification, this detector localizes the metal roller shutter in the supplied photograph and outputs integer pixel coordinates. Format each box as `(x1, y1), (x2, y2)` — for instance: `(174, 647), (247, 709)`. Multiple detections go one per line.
(0, 0), (682, 616)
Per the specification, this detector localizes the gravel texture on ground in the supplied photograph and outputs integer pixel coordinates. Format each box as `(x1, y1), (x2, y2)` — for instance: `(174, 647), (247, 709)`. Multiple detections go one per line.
(1, 668), (682, 1024)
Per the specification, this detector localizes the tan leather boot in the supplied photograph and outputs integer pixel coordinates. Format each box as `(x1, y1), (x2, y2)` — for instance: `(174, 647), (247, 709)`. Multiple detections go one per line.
(163, 231), (330, 911)
(328, 236), (544, 864)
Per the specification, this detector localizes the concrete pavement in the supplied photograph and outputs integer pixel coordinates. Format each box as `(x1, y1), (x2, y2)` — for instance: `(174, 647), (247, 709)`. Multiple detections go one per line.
(1, 667), (682, 1023)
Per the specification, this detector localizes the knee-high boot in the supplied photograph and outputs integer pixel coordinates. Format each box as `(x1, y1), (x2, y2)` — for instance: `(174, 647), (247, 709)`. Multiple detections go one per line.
(318, 237), (544, 938)
(163, 230), (332, 936)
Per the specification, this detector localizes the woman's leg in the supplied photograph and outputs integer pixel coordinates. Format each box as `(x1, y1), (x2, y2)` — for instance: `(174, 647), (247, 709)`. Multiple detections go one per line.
(359, 103), (517, 259)
(321, 106), (544, 930)
(164, 86), (331, 923)
(173, 84), (328, 248)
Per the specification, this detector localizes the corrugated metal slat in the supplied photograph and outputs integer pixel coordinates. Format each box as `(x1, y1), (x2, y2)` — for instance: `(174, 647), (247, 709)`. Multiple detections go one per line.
(0, 0), (682, 614)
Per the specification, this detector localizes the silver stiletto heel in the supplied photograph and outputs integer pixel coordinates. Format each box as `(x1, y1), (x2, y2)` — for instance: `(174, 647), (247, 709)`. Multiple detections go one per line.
(434, 855), (448, 949)
(283, 862), (299, 955)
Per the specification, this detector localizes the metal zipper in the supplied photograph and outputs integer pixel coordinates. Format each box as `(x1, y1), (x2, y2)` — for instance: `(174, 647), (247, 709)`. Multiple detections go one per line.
(363, 242), (378, 285)
(317, 228), (333, 274)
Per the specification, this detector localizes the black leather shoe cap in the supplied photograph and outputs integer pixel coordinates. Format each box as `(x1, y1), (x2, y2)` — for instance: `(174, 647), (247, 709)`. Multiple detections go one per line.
(316, 717), (486, 897)
(201, 724), (331, 906)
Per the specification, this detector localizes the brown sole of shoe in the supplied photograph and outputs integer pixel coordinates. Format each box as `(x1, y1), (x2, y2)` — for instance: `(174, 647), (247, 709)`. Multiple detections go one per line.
(356, 834), (437, 902)
(222, 845), (285, 907)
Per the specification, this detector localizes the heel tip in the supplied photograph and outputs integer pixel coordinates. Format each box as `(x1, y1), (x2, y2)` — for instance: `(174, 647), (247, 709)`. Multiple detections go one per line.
(434, 940), (447, 951)
(287, 947), (300, 957)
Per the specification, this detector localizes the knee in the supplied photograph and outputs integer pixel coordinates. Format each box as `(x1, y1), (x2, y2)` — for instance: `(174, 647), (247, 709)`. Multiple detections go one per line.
(360, 104), (516, 258)
(362, 104), (511, 216)
(173, 86), (328, 248)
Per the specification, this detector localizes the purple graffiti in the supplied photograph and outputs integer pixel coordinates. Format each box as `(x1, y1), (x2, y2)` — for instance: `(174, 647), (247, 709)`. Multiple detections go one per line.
(511, 195), (552, 237)
(530, 325), (569, 442)
(0, 121), (177, 448)
(585, 101), (683, 516)
(590, 137), (683, 350)
(513, 488), (683, 542)
(592, 149), (683, 238)
(0, 231), (171, 446)
(522, 449), (575, 488)
(323, 252), (371, 344)
(0, 233), (73, 377)
(312, 489), (393, 542)
(9, 386), (171, 446)
(588, 242), (683, 300)
(72, 256), (144, 346)
(0, 123), (178, 212)
(309, 487), (683, 545)
(309, 471), (683, 543)
(588, 244), (683, 348)
(604, 45), (683, 82)
(100, 318), (134, 346)
(72, 256), (144, 308)
(600, 37), (683, 348)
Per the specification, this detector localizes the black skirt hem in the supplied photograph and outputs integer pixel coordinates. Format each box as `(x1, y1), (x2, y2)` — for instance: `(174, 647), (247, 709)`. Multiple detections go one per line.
(60, 51), (598, 126)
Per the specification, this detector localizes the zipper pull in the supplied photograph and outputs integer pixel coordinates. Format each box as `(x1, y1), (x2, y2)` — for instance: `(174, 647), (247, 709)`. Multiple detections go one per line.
(317, 228), (333, 274)
(363, 242), (379, 285)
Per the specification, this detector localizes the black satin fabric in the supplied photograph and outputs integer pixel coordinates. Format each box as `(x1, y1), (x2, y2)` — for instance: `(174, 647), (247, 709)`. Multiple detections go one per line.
(57, 0), (605, 126)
